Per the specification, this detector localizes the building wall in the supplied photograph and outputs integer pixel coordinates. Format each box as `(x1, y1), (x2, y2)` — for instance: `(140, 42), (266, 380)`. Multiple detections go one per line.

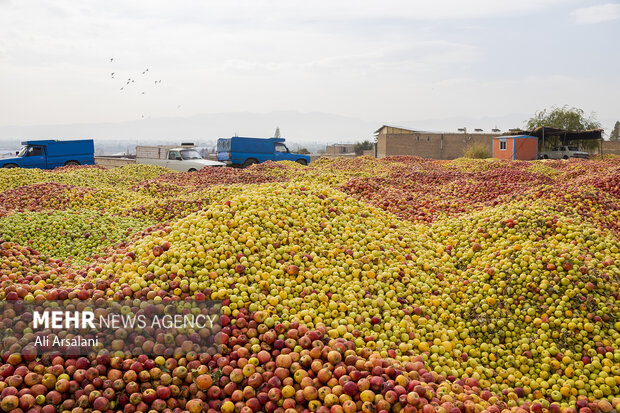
(602, 140), (620, 155)
(376, 128), (496, 160)
(493, 137), (513, 160)
(325, 144), (355, 155)
(513, 137), (538, 160)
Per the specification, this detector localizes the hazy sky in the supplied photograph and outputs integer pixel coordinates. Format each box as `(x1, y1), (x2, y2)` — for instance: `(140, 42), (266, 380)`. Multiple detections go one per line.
(0, 0), (618, 128)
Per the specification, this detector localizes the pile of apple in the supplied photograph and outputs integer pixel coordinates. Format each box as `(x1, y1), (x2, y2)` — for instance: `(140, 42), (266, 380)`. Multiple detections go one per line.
(0, 211), (152, 265)
(148, 166), (284, 191)
(0, 241), (69, 299)
(0, 156), (618, 412)
(0, 310), (529, 413)
(0, 183), (95, 216)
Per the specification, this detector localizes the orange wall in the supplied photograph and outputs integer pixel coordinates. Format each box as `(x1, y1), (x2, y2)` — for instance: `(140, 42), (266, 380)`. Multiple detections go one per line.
(493, 137), (538, 160)
(513, 138), (538, 160)
(493, 138), (513, 160)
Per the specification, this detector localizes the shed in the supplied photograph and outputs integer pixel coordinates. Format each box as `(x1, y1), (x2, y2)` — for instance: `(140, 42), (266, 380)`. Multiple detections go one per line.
(504, 127), (603, 154)
(492, 135), (538, 160)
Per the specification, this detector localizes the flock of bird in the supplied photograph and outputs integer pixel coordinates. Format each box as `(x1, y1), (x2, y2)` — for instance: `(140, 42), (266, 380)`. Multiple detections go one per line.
(109, 58), (176, 119)
(110, 58), (161, 94)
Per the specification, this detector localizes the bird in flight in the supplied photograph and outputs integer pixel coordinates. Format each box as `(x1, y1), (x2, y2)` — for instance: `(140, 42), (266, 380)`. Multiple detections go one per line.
(110, 58), (113, 62)
(141, 92), (145, 94)
(120, 87), (124, 90)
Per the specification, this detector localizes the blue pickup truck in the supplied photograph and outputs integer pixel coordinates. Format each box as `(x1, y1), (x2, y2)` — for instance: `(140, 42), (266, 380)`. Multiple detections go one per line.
(217, 137), (311, 168)
(0, 139), (95, 169)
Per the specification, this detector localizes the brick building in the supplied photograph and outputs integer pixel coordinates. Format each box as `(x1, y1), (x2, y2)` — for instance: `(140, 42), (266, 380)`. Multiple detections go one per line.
(375, 125), (498, 160)
(602, 140), (620, 155)
(325, 144), (356, 155)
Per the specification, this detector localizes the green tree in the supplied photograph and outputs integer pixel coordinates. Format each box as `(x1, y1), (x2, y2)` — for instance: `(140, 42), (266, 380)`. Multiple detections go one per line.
(297, 147), (310, 154)
(526, 106), (602, 150)
(354, 140), (374, 155)
(526, 105), (601, 130)
(463, 143), (491, 159)
(610, 121), (620, 141)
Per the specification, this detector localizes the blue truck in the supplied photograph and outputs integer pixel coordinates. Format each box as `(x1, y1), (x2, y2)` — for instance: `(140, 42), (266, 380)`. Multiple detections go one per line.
(0, 139), (95, 169)
(216, 137), (311, 168)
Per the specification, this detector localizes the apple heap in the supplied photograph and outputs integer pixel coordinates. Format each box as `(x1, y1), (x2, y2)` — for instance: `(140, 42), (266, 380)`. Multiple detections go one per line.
(148, 167), (284, 192)
(0, 311), (540, 413)
(78, 179), (620, 405)
(0, 241), (68, 300)
(427, 199), (620, 402)
(48, 164), (171, 189)
(0, 168), (49, 192)
(361, 158), (617, 234)
(0, 156), (618, 411)
(0, 211), (153, 265)
(0, 183), (95, 216)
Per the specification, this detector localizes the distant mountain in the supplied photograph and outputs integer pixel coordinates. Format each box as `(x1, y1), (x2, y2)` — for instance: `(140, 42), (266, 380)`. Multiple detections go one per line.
(2, 111), (612, 152)
(0, 111), (379, 147)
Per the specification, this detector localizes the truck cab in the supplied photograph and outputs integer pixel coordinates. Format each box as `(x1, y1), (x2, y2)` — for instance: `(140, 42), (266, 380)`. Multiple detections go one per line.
(0, 140), (95, 169)
(217, 137), (311, 168)
(134, 145), (224, 171)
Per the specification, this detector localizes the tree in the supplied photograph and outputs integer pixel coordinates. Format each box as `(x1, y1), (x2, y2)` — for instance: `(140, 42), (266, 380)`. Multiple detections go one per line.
(274, 127), (281, 139)
(526, 105), (601, 131)
(610, 121), (620, 141)
(354, 140), (374, 156)
(526, 106), (602, 150)
(463, 143), (491, 159)
(297, 147), (310, 154)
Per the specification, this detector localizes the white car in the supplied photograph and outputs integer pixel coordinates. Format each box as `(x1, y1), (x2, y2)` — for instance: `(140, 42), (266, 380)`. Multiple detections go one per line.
(136, 147), (225, 171)
(540, 146), (589, 160)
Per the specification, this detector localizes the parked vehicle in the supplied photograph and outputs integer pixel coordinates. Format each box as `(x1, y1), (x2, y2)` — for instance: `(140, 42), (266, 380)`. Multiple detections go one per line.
(539, 146), (589, 160)
(216, 137), (311, 168)
(0, 139), (94, 169)
(135, 145), (224, 171)
(95, 144), (224, 171)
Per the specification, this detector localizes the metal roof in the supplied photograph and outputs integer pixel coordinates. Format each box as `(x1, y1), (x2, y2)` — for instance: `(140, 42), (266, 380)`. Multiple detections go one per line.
(505, 127), (603, 141)
(374, 124), (499, 135)
(374, 125), (425, 134)
(21, 140), (59, 145)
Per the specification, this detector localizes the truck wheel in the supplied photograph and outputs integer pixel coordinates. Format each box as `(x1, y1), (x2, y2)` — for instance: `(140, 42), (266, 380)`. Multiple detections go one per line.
(65, 160), (80, 166)
(3, 163), (18, 168)
(562, 155), (568, 160)
(188, 168), (197, 172)
(296, 159), (307, 166)
(243, 159), (258, 168)
(543, 155), (548, 159)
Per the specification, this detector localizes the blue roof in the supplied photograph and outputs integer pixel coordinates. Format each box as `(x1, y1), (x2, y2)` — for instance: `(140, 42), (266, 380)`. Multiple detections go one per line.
(21, 140), (58, 145)
(493, 135), (537, 139)
(223, 137), (285, 142)
(21, 139), (93, 145)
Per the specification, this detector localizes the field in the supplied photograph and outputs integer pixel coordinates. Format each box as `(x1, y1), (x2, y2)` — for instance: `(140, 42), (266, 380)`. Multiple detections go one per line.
(0, 156), (619, 413)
